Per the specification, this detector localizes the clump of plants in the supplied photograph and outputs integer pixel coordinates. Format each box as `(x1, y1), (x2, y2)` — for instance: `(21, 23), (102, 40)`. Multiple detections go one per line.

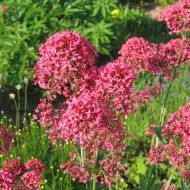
(0, 125), (45, 189)
(0, 0), (190, 189)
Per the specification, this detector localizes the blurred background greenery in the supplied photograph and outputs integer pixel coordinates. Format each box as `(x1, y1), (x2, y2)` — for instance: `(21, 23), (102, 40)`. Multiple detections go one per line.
(0, 0), (177, 88)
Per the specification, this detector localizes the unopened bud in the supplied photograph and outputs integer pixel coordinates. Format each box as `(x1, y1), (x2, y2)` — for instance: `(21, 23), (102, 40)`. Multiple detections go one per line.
(16, 84), (21, 90)
(24, 77), (29, 84)
(9, 93), (15, 99)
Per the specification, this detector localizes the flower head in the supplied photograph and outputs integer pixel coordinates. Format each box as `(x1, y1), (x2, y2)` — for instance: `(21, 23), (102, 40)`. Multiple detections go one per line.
(118, 37), (160, 74)
(149, 102), (190, 178)
(34, 31), (97, 98)
(0, 125), (15, 155)
(3, 157), (25, 177)
(158, 0), (190, 34)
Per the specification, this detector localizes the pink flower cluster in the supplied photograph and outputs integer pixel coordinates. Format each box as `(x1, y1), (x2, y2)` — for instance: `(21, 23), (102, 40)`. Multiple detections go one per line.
(157, 38), (190, 79)
(149, 102), (190, 181)
(0, 157), (45, 190)
(0, 126), (45, 189)
(34, 31), (161, 186)
(56, 93), (126, 151)
(34, 31), (97, 98)
(158, 0), (190, 34)
(34, 4), (190, 184)
(118, 37), (190, 80)
(0, 125), (15, 155)
(33, 23), (190, 185)
(118, 37), (159, 74)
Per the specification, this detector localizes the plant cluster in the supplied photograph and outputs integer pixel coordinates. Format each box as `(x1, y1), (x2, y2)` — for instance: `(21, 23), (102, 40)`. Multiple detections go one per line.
(0, 125), (45, 189)
(0, 0), (190, 189)
(32, 0), (190, 189)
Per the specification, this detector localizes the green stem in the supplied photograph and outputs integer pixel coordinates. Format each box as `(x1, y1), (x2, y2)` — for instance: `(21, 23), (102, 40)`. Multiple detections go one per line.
(24, 82), (28, 119)
(165, 171), (174, 190)
(156, 37), (186, 146)
(116, 178), (119, 190)
(92, 173), (96, 190)
(92, 151), (98, 190)
(17, 89), (20, 129)
(13, 99), (18, 130)
(80, 146), (84, 167)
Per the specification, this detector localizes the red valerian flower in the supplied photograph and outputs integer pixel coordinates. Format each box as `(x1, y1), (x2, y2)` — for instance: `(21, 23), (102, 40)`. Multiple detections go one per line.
(0, 169), (15, 190)
(156, 38), (190, 80)
(21, 171), (44, 190)
(3, 157), (25, 177)
(96, 60), (136, 113)
(0, 157), (45, 189)
(118, 37), (160, 74)
(0, 125), (15, 155)
(149, 102), (190, 179)
(25, 158), (45, 173)
(158, 0), (190, 34)
(34, 31), (97, 98)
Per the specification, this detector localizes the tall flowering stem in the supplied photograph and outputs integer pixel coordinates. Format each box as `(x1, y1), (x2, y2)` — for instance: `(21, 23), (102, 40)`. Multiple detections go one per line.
(149, 102), (190, 185)
(156, 37), (186, 147)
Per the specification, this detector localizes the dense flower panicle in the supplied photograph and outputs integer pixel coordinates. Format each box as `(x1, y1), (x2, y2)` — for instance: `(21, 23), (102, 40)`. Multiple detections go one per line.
(3, 157), (25, 177)
(98, 156), (128, 187)
(96, 60), (137, 113)
(21, 158), (45, 190)
(0, 169), (15, 190)
(158, 0), (190, 34)
(157, 38), (190, 80)
(57, 91), (128, 185)
(25, 158), (45, 173)
(149, 102), (190, 178)
(148, 145), (165, 164)
(0, 157), (45, 189)
(60, 154), (90, 183)
(34, 31), (97, 98)
(118, 37), (160, 74)
(57, 92), (126, 152)
(0, 125), (15, 155)
(21, 171), (43, 190)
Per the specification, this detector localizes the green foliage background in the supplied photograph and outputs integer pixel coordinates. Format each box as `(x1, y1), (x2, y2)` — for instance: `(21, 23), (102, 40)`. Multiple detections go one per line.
(0, 0), (174, 87)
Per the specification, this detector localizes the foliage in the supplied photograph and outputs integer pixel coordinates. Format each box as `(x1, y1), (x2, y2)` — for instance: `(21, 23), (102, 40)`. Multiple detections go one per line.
(155, 0), (178, 7)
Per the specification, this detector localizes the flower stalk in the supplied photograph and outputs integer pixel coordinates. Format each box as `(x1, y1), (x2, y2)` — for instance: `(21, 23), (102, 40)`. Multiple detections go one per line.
(156, 37), (186, 147)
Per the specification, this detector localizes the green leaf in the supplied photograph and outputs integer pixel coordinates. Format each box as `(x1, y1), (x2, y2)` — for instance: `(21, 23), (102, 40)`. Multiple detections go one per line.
(99, 47), (110, 55)
(181, 179), (189, 190)
(101, 6), (106, 18)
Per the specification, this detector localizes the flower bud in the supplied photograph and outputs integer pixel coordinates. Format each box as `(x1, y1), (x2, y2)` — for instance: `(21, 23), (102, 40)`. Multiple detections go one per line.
(24, 77), (29, 84)
(9, 93), (15, 99)
(16, 84), (21, 90)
